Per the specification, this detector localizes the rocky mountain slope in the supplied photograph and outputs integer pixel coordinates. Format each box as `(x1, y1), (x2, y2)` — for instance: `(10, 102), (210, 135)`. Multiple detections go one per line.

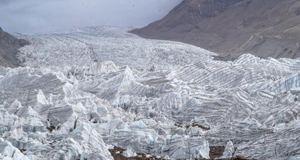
(0, 27), (300, 159)
(132, 0), (300, 60)
(0, 27), (29, 67)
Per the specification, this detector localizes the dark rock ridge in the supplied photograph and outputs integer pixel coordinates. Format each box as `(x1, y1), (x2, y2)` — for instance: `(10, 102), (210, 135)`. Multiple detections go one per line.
(0, 27), (29, 67)
(132, 0), (300, 60)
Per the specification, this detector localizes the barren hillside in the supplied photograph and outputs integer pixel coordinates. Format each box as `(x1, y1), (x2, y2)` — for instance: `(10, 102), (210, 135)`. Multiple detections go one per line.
(0, 27), (29, 67)
(132, 0), (300, 60)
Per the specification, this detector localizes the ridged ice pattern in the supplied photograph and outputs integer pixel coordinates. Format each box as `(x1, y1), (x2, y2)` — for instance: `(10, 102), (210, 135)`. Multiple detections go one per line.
(1, 27), (300, 159)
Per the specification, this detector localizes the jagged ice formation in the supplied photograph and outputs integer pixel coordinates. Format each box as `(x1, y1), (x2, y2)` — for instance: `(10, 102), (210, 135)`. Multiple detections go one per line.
(1, 27), (300, 159)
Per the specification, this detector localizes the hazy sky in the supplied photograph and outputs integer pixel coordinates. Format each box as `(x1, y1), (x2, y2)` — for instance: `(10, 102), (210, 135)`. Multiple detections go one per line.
(0, 0), (182, 34)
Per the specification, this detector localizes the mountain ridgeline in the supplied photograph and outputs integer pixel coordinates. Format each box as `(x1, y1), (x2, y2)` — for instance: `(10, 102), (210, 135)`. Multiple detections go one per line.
(0, 27), (29, 67)
(132, 0), (300, 60)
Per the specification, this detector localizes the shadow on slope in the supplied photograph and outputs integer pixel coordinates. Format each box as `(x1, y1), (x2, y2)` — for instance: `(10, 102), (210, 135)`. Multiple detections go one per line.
(132, 0), (300, 60)
(0, 27), (29, 67)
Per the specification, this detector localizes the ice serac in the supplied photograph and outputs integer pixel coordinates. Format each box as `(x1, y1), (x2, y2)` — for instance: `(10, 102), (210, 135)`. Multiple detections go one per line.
(48, 123), (113, 160)
(0, 138), (29, 160)
(1, 27), (300, 159)
(132, 0), (300, 60)
(221, 141), (235, 159)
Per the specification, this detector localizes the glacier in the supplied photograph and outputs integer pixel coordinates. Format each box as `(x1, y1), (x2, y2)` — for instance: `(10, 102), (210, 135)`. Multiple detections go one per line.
(0, 27), (300, 159)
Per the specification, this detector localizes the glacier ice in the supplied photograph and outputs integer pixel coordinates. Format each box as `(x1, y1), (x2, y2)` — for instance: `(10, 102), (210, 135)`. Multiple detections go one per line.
(0, 26), (300, 159)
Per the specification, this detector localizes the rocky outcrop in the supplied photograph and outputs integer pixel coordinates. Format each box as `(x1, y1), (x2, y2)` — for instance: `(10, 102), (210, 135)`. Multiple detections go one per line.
(132, 0), (300, 60)
(0, 27), (29, 67)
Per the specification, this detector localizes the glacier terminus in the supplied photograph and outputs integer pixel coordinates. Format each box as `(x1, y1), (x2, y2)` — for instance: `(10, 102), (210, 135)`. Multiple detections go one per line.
(1, 27), (300, 160)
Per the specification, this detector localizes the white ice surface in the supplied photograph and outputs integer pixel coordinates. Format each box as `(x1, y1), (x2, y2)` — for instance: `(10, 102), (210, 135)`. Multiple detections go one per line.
(1, 26), (300, 159)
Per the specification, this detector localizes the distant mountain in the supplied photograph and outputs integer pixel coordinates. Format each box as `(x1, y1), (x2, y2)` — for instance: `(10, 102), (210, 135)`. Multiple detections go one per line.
(132, 0), (300, 60)
(0, 27), (29, 67)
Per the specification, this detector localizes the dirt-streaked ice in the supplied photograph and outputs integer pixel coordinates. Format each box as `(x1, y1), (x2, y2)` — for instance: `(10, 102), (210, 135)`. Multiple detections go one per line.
(1, 27), (300, 159)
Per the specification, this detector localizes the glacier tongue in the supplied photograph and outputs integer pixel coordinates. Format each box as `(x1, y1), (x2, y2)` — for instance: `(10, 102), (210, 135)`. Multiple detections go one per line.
(0, 26), (300, 159)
